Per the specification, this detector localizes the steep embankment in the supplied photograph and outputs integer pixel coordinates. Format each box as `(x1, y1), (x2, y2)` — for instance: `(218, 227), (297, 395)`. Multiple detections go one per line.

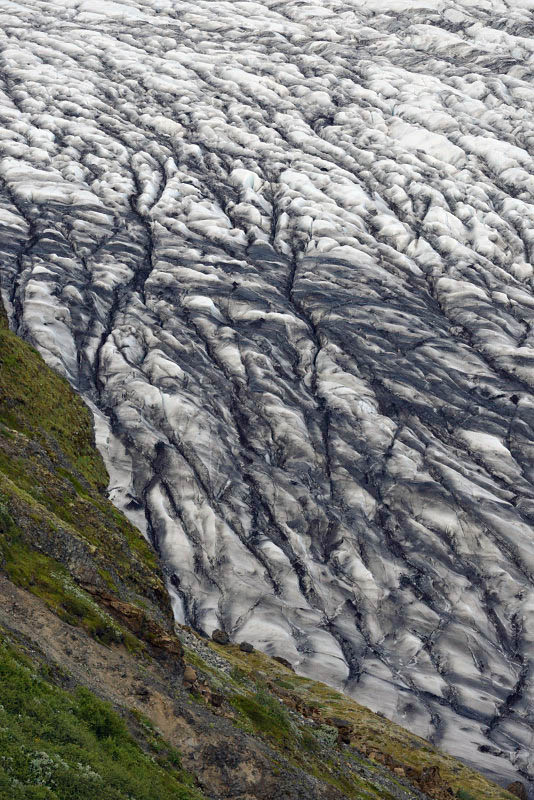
(0, 304), (521, 800)
(0, 302), (172, 638)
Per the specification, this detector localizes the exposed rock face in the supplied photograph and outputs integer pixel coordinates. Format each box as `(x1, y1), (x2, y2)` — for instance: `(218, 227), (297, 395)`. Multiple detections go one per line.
(1, 0), (534, 791)
(82, 585), (183, 658)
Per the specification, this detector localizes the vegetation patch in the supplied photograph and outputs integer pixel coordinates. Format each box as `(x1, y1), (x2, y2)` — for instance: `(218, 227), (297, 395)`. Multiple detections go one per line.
(231, 688), (294, 744)
(0, 310), (106, 490)
(202, 642), (515, 800)
(0, 308), (164, 596)
(0, 633), (206, 800)
(0, 503), (128, 646)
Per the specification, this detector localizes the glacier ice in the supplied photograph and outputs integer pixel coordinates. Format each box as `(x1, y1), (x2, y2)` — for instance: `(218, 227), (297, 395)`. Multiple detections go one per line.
(1, 0), (534, 790)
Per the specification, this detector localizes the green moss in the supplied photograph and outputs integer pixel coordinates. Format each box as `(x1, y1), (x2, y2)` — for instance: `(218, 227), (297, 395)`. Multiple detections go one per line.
(272, 678), (293, 690)
(307, 761), (383, 800)
(122, 632), (145, 654)
(98, 568), (118, 592)
(229, 665), (249, 684)
(0, 318), (106, 490)
(457, 791), (480, 800)
(56, 468), (88, 497)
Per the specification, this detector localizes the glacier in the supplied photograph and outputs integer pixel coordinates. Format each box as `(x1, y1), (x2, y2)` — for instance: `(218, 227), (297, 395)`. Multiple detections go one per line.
(1, 0), (534, 790)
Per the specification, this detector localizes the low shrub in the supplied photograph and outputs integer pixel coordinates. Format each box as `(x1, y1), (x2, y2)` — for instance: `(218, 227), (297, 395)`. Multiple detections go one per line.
(457, 791), (479, 800)
(232, 689), (294, 743)
(312, 724), (338, 749)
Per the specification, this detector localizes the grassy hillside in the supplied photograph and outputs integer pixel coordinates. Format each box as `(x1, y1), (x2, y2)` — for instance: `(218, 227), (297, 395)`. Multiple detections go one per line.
(0, 305), (209, 798)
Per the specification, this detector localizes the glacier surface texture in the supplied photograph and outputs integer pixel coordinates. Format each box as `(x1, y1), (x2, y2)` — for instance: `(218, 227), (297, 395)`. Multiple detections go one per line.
(2, 0), (534, 789)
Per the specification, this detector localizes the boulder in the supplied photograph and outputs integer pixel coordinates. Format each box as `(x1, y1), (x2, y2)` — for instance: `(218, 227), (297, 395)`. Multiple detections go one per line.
(183, 665), (197, 683)
(210, 692), (224, 707)
(507, 783), (528, 800)
(239, 641), (254, 653)
(211, 628), (230, 645)
(272, 655), (294, 671)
